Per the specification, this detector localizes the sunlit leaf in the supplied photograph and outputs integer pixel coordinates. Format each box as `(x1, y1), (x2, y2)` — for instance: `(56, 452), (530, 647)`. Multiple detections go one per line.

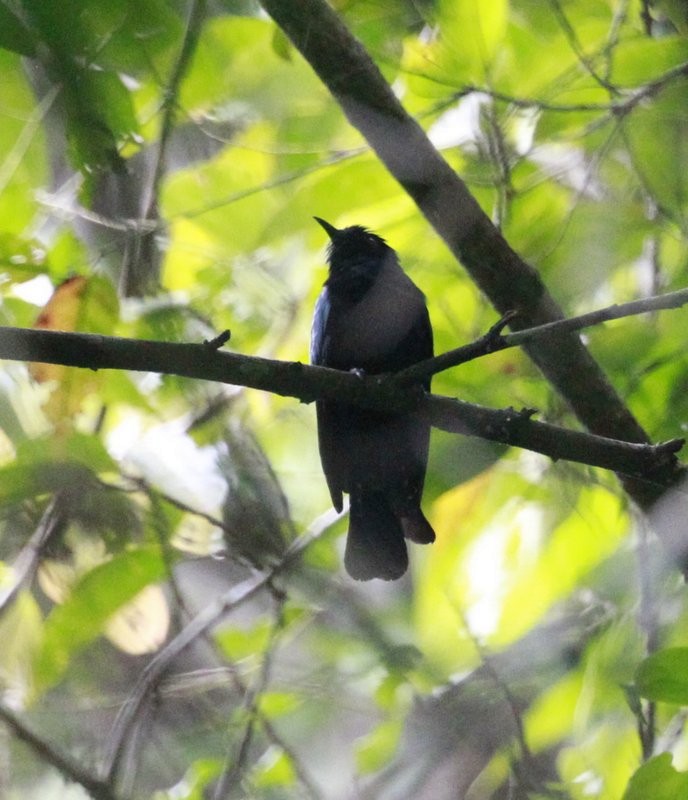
(257, 691), (301, 717)
(611, 36), (688, 86)
(217, 619), (273, 662)
(253, 747), (296, 788)
(431, 0), (508, 83)
(28, 275), (119, 420)
(623, 754), (688, 800)
(558, 722), (640, 800)
(636, 647), (688, 704)
(105, 583), (169, 655)
(33, 547), (167, 692)
(496, 486), (627, 646)
(355, 718), (403, 774)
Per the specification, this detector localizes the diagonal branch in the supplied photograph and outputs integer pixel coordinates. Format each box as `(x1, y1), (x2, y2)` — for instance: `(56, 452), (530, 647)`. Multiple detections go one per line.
(101, 509), (338, 785)
(0, 496), (65, 618)
(398, 286), (688, 384)
(256, 0), (675, 513)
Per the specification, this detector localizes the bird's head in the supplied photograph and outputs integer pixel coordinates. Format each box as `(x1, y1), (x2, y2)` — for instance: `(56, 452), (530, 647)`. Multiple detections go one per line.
(314, 217), (391, 276)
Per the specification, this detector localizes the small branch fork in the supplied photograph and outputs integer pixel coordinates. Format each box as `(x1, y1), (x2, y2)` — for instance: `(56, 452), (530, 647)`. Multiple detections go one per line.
(397, 287), (688, 384)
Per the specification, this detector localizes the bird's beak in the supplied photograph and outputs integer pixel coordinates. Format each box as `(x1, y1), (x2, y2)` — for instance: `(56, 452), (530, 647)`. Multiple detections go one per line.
(313, 216), (340, 240)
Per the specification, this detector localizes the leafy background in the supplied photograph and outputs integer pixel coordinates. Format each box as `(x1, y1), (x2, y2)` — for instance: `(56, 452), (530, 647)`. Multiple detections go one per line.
(1, 0), (688, 798)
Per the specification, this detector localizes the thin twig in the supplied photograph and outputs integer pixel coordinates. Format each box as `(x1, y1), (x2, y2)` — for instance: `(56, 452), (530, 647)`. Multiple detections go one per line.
(601, 0), (630, 83)
(119, 0), (206, 295)
(101, 508), (340, 786)
(106, 474), (227, 533)
(636, 513), (658, 760)
(142, 0), (207, 222)
(212, 594), (285, 799)
(395, 311), (517, 383)
(482, 101), (513, 229)
(640, 0), (653, 36)
(462, 616), (568, 799)
(0, 497), (65, 619)
(398, 287), (688, 383)
(180, 147), (365, 220)
(548, 0), (620, 94)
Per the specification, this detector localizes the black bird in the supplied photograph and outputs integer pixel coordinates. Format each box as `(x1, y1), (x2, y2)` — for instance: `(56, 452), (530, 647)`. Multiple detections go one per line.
(310, 217), (435, 581)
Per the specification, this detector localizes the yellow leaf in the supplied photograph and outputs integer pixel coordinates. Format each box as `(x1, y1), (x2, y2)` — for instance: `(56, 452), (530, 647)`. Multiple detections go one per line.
(105, 584), (169, 655)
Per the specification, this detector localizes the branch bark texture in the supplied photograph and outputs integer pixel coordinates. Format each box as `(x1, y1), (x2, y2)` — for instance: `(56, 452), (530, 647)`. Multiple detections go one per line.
(0, 325), (681, 485)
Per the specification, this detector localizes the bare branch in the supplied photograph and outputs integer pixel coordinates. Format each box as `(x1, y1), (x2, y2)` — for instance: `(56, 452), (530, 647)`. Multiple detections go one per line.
(0, 322), (683, 482)
(101, 509), (339, 786)
(0, 497), (65, 618)
(399, 287), (688, 383)
(548, 0), (620, 94)
(212, 595), (285, 799)
(256, 0), (688, 522)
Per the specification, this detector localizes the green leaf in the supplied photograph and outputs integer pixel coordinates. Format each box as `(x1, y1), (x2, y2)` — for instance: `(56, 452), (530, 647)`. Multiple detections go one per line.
(64, 68), (138, 172)
(622, 82), (688, 219)
(623, 754), (688, 800)
(76, 274), (120, 335)
(636, 647), (688, 704)
(355, 719), (402, 774)
(257, 691), (301, 717)
(217, 619), (273, 661)
(33, 547), (167, 692)
(271, 25), (292, 61)
(252, 748), (296, 789)
(78, 0), (182, 75)
(433, 0), (508, 82)
(17, 431), (116, 473)
(0, 591), (43, 698)
(611, 36), (688, 86)
(0, 461), (94, 505)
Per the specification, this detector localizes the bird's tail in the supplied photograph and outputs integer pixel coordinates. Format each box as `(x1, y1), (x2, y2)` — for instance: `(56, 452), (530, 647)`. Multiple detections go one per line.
(345, 492), (408, 581)
(400, 507), (436, 544)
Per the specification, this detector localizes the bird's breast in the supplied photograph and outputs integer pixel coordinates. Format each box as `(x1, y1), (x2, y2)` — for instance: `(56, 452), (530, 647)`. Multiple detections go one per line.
(328, 266), (425, 369)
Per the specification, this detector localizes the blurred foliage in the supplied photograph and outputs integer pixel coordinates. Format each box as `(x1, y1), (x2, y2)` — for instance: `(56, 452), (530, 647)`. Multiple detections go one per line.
(0, 0), (687, 798)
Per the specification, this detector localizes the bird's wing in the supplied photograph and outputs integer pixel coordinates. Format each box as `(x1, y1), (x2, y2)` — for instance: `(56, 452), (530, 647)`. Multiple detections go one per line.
(410, 302), (434, 391)
(311, 287), (344, 511)
(310, 288), (330, 365)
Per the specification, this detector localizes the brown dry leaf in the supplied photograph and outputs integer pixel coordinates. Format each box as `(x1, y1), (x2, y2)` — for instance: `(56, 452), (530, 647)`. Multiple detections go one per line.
(29, 276), (88, 385)
(28, 276), (104, 423)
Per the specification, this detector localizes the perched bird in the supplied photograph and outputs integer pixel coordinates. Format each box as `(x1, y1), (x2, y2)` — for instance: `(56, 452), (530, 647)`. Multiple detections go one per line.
(311, 217), (435, 581)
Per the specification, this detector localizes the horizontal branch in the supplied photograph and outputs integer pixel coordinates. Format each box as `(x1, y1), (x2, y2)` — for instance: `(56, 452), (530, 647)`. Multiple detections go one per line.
(0, 325), (682, 484)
